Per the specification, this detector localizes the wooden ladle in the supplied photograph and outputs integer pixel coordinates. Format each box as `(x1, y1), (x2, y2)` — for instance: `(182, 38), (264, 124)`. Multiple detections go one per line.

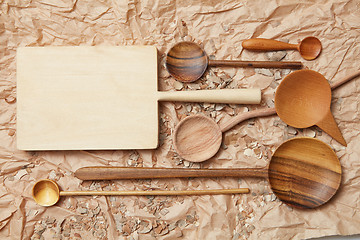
(76, 137), (342, 209)
(173, 70), (359, 162)
(242, 37), (322, 60)
(32, 179), (249, 207)
(166, 41), (303, 82)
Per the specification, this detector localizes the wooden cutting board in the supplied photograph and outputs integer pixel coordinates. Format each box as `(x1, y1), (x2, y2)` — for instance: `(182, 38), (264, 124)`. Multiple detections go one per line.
(16, 46), (260, 150)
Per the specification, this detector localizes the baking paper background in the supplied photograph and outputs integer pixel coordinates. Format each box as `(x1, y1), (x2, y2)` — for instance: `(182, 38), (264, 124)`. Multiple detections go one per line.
(1, 0), (360, 239)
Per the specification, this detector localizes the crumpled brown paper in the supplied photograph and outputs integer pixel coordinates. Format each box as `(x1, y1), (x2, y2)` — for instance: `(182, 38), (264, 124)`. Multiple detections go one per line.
(1, 0), (360, 239)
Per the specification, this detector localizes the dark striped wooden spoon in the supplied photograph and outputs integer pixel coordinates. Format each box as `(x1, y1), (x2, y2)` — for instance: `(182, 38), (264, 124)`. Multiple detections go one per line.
(76, 137), (341, 209)
(165, 41), (303, 82)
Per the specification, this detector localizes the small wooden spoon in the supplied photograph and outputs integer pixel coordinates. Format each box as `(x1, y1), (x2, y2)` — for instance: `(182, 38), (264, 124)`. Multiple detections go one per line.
(76, 137), (342, 209)
(242, 37), (322, 60)
(173, 70), (359, 162)
(32, 179), (249, 207)
(174, 108), (277, 162)
(166, 41), (303, 82)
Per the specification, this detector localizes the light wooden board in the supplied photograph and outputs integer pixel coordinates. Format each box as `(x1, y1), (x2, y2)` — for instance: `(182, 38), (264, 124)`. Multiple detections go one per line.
(17, 46), (159, 150)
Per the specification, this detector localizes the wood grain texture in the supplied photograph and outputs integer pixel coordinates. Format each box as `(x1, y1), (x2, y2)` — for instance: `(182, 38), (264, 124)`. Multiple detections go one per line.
(172, 69), (357, 158)
(166, 41), (208, 83)
(173, 114), (222, 162)
(298, 37), (322, 60)
(75, 137), (342, 209)
(75, 166), (268, 180)
(219, 107), (277, 132)
(268, 137), (341, 209)
(330, 70), (360, 89)
(242, 37), (322, 60)
(166, 41), (303, 82)
(242, 38), (298, 51)
(17, 46), (159, 150)
(59, 188), (250, 196)
(157, 88), (261, 105)
(173, 108), (277, 162)
(32, 179), (249, 206)
(275, 69), (346, 146)
(209, 59), (303, 69)
(16, 46), (260, 150)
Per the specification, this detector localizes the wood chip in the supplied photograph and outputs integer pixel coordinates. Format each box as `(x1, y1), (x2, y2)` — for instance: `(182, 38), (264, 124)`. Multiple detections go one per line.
(274, 71), (282, 80)
(173, 81), (183, 90)
(137, 220), (152, 234)
(77, 207), (88, 214)
(185, 104), (192, 112)
(48, 170), (57, 180)
(5, 95), (16, 104)
(265, 51), (287, 61)
(244, 148), (254, 157)
(14, 169), (27, 179)
(255, 68), (273, 77)
(303, 128), (316, 138)
(266, 99), (275, 108)
(215, 104), (225, 111)
(287, 126), (298, 135)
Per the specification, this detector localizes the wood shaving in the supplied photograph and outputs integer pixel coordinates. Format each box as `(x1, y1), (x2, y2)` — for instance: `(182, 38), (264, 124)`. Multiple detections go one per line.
(14, 169), (27, 180)
(173, 81), (183, 90)
(265, 51), (287, 61)
(255, 68), (273, 77)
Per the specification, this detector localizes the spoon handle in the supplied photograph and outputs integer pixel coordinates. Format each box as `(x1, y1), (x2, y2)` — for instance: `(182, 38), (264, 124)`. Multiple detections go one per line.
(208, 59), (302, 69)
(242, 38), (298, 51)
(59, 188), (250, 196)
(219, 107), (277, 133)
(75, 167), (268, 180)
(330, 70), (360, 89)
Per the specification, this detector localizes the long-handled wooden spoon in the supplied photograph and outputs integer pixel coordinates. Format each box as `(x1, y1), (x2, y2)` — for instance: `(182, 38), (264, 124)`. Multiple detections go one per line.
(166, 41), (303, 82)
(32, 179), (249, 207)
(242, 37), (322, 60)
(173, 70), (359, 162)
(76, 137), (342, 209)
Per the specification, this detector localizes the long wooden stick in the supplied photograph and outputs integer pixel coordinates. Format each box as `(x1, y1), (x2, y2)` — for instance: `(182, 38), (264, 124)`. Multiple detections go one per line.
(60, 188), (250, 196)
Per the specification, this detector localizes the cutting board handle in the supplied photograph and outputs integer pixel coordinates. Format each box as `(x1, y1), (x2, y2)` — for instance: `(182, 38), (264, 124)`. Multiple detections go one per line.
(157, 89), (261, 104)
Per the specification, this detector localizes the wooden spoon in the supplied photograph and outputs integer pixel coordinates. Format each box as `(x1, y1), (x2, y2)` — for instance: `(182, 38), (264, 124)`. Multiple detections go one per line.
(166, 41), (303, 82)
(173, 70), (359, 162)
(242, 37), (322, 60)
(174, 108), (276, 162)
(275, 69), (347, 146)
(76, 138), (342, 209)
(32, 179), (249, 207)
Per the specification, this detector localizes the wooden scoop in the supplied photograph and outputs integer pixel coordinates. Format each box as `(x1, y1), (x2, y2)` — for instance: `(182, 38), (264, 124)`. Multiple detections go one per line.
(166, 41), (303, 82)
(32, 179), (249, 207)
(242, 37), (322, 60)
(172, 70), (359, 162)
(76, 138), (342, 209)
(275, 69), (347, 146)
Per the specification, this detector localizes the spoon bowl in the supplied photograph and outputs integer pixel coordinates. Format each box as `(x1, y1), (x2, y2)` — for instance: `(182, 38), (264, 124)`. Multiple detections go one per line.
(166, 41), (208, 83)
(173, 114), (222, 162)
(267, 137), (341, 209)
(32, 179), (60, 207)
(298, 37), (322, 60)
